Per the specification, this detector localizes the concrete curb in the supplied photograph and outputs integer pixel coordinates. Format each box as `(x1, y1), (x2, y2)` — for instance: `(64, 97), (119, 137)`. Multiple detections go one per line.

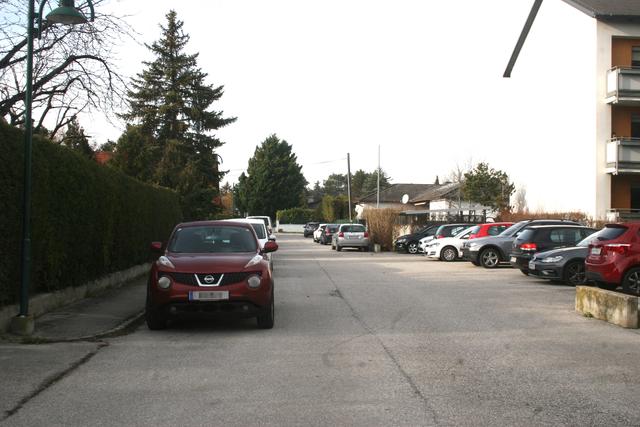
(0, 263), (150, 333)
(575, 286), (639, 328)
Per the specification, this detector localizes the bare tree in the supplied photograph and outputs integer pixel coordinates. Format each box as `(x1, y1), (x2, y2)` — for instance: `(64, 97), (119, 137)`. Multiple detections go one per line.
(445, 158), (474, 210)
(514, 186), (528, 213)
(0, 0), (133, 138)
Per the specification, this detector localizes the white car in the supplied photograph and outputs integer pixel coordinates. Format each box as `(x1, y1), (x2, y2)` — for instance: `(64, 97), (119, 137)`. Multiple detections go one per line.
(247, 215), (274, 236)
(424, 226), (474, 261)
(313, 224), (328, 242)
(418, 235), (437, 253)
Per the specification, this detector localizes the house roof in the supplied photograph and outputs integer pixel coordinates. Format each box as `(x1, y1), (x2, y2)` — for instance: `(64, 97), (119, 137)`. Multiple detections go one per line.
(357, 183), (435, 204)
(562, 0), (640, 20)
(409, 182), (461, 204)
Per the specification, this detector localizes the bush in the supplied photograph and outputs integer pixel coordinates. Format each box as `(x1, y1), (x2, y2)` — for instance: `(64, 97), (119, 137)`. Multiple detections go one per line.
(363, 208), (400, 251)
(321, 195), (351, 222)
(276, 207), (319, 224)
(497, 210), (606, 229)
(0, 123), (183, 307)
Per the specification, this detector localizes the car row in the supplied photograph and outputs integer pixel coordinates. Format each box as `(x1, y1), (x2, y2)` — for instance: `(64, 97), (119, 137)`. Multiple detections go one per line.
(307, 222), (370, 252)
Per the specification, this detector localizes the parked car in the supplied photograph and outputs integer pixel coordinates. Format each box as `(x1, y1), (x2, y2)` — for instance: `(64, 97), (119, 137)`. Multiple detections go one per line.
(313, 224), (328, 242)
(462, 219), (581, 268)
(419, 223), (474, 254)
(332, 223), (369, 252)
(468, 222), (514, 239)
(509, 225), (596, 275)
(586, 223), (640, 294)
(528, 228), (611, 286)
(247, 215), (274, 235)
(320, 224), (339, 245)
(146, 220), (278, 330)
(303, 222), (320, 238)
(424, 226), (474, 261)
(394, 224), (441, 254)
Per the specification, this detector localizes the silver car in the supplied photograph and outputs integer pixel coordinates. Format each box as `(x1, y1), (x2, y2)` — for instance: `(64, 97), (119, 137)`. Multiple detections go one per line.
(332, 224), (370, 252)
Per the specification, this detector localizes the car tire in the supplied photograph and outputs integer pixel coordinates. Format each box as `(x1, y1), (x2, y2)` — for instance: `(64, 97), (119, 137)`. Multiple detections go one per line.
(145, 300), (167, 331)
(364, 246), (370, 252)
(336, 245), (342, 252)
(596, 281), (617, 291)
(407, 242), (419, 254)
(479, 248), (500, 268)
(622, 267), (640, 296)
(257, 292), (275, 329)
(520, 269), (529, 276)
(440, 246), (457, 262)
(563, 260), (586, 286)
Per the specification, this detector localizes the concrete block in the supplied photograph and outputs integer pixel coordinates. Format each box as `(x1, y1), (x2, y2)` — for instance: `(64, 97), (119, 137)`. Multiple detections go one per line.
(9, 315), (35, 336)
(575, 286), (639, 329)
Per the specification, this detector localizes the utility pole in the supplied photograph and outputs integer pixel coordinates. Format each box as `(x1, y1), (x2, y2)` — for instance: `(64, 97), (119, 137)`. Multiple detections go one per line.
(347, 153), (352, 222)
(377, 145), (380, 208)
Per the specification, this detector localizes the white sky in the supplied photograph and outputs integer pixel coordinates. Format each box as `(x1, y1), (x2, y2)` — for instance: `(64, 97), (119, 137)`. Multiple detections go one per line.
(83, 0), (595, 212)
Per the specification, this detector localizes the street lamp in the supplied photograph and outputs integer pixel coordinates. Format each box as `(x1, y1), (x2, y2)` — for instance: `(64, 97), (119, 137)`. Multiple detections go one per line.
(11, 0), (94, 335)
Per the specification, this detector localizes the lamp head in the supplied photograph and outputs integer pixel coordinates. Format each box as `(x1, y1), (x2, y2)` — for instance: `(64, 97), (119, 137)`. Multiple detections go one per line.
(46, 0), (88, 25)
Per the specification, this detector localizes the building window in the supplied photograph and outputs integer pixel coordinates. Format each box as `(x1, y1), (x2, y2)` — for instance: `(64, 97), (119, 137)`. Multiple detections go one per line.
(633, 47), (640, 67)
(632, 114), (640, 138)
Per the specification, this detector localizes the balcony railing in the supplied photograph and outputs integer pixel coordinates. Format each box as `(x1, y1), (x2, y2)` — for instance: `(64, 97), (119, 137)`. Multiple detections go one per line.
(605, 137), (640, 174)
(607, 209), (640, 222)
(606, 67), (640, 105)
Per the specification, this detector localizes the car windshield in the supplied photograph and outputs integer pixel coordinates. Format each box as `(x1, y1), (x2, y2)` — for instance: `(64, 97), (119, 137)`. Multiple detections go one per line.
(342, 225), (366, 233)
(577, 226), (626, 246)
(169, 225), (258, 253)
(468, 225), (480, 234)
(250, 223), (267, 239)
(327, 225), (339, 232)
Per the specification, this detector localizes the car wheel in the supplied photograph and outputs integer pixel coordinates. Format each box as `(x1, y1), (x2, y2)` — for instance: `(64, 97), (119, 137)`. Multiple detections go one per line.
(145, 298), (167, 330)
(364, 246), (370, 252)
(336, 245), (342, 252)
(479, 248), (500, 268)
(407, 242), (419, 254)
(622, 267), (640, 296)
(520, 269), (529, 276)
(563, 260), (586, 286)
(596, 281), (617, 291)
(257, 292), (275, 329)
(440, 246), (457, 262)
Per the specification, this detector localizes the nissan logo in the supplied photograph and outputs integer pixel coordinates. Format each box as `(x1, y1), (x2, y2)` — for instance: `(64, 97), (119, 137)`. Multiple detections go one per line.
(204, 275), (216, 284)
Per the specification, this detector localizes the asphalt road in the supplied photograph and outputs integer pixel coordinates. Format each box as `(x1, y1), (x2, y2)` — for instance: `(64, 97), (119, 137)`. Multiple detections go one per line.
(4, 234), (640, 426)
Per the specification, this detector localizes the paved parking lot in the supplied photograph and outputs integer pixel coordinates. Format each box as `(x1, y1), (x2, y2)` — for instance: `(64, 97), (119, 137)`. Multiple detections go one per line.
(4, 234), (640, 426)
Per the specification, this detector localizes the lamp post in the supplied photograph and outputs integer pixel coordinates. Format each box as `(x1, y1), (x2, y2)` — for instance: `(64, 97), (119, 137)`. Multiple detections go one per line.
(11, 0), (94, 335)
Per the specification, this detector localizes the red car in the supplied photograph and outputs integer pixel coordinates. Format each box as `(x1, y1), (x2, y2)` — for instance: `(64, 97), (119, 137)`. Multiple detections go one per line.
(467, 222), (514, 240)
(146, 220), (278, 330)
(585, 223), (640, 295)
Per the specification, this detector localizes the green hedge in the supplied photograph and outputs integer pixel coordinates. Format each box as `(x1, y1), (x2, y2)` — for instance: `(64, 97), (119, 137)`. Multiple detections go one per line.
(0, 123), (182, 307)
(276, 207), (319, 224)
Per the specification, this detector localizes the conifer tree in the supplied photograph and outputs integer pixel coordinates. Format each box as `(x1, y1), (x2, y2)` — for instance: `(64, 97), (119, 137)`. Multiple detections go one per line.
(62, 117), (94, 159)
(116, 10), (235, 219)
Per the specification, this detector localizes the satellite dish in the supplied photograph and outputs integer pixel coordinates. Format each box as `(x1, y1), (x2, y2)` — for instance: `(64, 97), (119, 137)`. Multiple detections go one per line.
(401, 194), (409, 204)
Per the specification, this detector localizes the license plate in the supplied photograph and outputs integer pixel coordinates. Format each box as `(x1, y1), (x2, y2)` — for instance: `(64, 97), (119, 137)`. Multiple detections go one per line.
(189, 291), (229, 301)
(590, 247), (601, 255)
(510, 256), (517, 263)
(529, 261), (535, 270)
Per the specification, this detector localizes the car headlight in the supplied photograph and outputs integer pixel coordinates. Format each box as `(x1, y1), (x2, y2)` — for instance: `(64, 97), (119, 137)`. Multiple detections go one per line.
(247, 274), (261, 289)
(429, 242), (440, 247)
(541, 256), (563, 263)
(157, 276), (172, 289)
(157, 256), (175, 269)
(468, 242), (479, 248)
(396, 238), (406, 243)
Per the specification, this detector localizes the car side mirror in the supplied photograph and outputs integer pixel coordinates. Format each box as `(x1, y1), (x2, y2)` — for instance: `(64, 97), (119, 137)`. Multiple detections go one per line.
(263, 241), (278, 253)
(150, 241), (163, 253)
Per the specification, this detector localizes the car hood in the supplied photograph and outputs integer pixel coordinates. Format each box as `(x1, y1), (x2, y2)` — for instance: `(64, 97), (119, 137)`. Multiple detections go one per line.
(163, 252), (261, 273)
(428, 236), (460, 245)
(534, 246), (588, 259)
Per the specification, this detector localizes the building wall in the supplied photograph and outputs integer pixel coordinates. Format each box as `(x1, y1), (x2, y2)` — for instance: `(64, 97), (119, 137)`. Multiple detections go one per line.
(596, 22), (640, 219)
(611, 106), (640, 137)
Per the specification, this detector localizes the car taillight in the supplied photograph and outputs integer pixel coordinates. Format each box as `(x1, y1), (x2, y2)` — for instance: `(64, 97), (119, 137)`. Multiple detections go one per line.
(364, 232), (369, 238)
(326, 230), (331, 235)
(605, 243), (630, 255)
(436, 235), (443, 239)
(469, 234), (477, 239)
(520, 243), (537, 251)
(339, 232), (344, 237)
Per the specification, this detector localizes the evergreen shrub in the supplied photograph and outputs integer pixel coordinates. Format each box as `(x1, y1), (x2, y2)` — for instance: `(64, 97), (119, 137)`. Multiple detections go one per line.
(0, 123), (182, 306)
(276, 207), (318, 224)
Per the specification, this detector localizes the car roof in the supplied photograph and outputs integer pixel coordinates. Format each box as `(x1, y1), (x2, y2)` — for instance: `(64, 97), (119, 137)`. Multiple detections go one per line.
(525, 224), (589, 229)
(225, 218), (265, 225)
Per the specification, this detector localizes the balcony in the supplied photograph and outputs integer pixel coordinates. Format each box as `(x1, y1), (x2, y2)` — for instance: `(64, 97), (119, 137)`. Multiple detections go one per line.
(605, 138), (640, 174)
(606, 67), (640, 105)
(607, 209), (640, 222)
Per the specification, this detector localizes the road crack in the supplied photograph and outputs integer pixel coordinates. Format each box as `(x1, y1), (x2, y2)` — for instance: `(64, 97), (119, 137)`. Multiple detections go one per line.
(316, 260), (440, 426)
(1, 341), (109, 422)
